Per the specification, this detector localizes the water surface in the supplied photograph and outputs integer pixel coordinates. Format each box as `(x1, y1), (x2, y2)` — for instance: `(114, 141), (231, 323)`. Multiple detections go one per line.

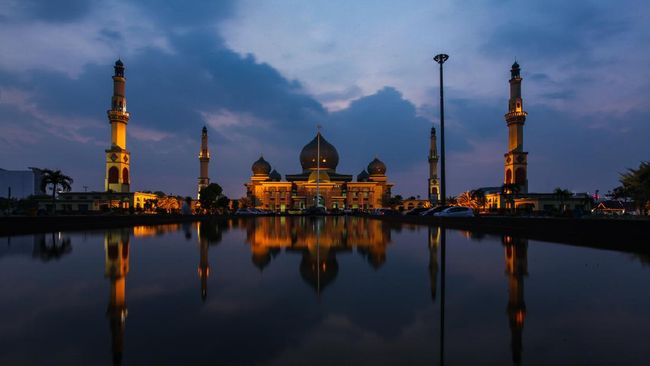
(0, 217), (648, 365)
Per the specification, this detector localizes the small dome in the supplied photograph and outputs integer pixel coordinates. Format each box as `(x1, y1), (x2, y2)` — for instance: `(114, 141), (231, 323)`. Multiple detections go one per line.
(367, 158), (386, 176)
(299, 133), (339, 171)
(357, 170), (369, 182)
(252, 156), (271, 176)
(270, 169), (281, 181)
(115, 59), (124, 67)
(512, 61), (520, 69)
(202, 125), (207, 133)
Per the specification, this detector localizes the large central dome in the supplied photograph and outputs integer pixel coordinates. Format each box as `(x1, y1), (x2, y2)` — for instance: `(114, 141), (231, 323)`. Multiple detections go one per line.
(299, 132), (339, 171)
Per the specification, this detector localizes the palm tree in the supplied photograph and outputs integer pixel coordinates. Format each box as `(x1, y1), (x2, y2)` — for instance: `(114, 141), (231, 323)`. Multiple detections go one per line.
(470, 189), (487, 212)
(40, 169), (73, 213)
(553, 187), (572, 212)
(501, 183), (520, 212)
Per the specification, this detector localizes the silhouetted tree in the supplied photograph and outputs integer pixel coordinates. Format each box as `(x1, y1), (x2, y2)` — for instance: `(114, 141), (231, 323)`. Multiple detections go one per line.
(553, 187), (572, 212)
(40, 169), (73, 213)
(199, 183), (229, 214)
(612, 161), (650, 215)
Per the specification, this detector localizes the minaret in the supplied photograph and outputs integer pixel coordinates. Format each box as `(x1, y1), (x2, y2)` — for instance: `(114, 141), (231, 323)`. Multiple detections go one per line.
(197, 222), (210, 301)
(105, 59), (131, 193)
(428, 226), (440, 301)
(428, 126), (441, 203)
(198, 126), (210, 198)
(504, 61), (528, 193)
(105, 229), (130, 365)
(503, 235), (528, 365)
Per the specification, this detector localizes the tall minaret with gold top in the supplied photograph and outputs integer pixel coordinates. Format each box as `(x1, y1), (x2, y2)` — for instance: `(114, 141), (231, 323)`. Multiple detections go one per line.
(428, 126), (440, 203)
(198, 126), (210, 198)
(504, 61), (528, 193)
(105, 59), (131, 193)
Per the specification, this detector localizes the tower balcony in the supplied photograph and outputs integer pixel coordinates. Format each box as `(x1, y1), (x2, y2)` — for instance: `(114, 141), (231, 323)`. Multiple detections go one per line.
(107, 110), (130, 123)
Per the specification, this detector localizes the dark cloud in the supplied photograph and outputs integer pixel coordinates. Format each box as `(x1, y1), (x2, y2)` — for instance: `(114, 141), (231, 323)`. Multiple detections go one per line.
(16, 0), (98, 23)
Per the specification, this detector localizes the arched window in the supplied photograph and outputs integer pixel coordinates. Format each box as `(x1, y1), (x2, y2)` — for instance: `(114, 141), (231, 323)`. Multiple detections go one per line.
(108, 167), (119, 183)
(515, 168), (526, 185)
(122, 168), (129, 184)
(505, 169), (512, 184)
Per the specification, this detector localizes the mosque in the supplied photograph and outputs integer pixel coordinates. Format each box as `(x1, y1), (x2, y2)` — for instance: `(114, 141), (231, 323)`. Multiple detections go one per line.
(245, 133), (394, 212)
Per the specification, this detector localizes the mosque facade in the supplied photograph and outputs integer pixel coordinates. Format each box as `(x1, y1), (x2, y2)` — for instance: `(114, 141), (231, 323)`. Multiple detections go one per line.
(245, 133), (394, 212)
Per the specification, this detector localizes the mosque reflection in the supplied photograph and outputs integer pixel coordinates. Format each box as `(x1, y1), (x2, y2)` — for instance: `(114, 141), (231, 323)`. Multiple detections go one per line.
(196, 220), (227, 301)
(242, 216), (391, 293)
(502, 235), (528, 365)
(104, 229), (130, 365)
(97, 219), (530, 365)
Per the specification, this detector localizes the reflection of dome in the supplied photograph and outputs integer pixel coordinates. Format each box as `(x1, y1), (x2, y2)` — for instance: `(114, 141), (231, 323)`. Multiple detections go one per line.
(367, 158), (386, 176)
(252, 252), (271, 270)
(252, 156), (271, 176)
(299, 253), (338, 293)
(357, 170), (369, 182)
(300, 133), (339, 171)
(270, 169), (281, 181)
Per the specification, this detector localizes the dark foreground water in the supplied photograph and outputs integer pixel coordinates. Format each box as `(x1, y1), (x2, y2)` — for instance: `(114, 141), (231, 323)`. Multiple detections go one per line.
(0, 217), (648, 366)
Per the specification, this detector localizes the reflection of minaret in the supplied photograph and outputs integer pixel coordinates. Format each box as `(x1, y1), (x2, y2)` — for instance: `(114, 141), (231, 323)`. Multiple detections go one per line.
(503, 61), (528, 193)
(198, 223), (210, 302)
(197, 220), (226, 301)
(428, 127), (440, 204)
(428, 226), (440, 301)
(198, 126), (210, 199)
(105, 59), (131, 193)
(503, 235), (528, 365)
(105, 229), (130, 365)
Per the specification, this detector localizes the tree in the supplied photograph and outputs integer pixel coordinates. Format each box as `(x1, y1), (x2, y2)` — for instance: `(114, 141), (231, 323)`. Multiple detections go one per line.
(501, 183), (520, 211)
(553, 187), (572, 212)
(613, 161), (650, 215)
(199, 183), (229, 214)
(40, 169), (73, 213)
(456, 190), (487, 212)
(382, 194), (403, 209)
(471, 189), (487, 212)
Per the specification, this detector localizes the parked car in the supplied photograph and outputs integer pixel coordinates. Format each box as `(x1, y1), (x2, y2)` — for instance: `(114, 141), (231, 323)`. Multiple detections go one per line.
(433, 206), (475, 217)
(370, 208), (399, 216)
(420, 205), (450, 216)
(235, 208), (264, 216)
(404, 207), (429, 216)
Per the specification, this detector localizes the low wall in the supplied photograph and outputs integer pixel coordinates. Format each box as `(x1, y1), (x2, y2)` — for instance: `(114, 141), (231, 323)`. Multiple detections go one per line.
(0, 215), (208, 236)
(375, 215), (650, 254)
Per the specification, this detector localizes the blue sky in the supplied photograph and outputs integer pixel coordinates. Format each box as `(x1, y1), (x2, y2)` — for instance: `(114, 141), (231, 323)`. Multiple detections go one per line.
(0, 0), (648, 198)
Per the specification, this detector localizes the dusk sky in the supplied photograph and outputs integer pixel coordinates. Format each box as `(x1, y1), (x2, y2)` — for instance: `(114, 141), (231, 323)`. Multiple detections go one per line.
(1, 0), (648, 198)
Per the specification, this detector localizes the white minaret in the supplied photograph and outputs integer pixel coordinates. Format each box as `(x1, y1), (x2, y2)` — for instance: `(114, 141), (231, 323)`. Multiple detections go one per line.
(428, 126), (440, 203)
(198, 126), (210, 198)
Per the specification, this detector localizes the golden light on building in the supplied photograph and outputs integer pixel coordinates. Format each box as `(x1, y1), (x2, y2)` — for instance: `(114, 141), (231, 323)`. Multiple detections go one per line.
(245, 133), (394, 212)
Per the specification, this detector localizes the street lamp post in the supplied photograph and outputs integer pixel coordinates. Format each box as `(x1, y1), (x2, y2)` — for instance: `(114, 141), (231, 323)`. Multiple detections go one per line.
(433, 53), (449, 206)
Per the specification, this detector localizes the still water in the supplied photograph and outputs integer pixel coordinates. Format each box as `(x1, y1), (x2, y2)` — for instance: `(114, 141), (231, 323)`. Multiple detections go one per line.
(0, 217), (648, 365)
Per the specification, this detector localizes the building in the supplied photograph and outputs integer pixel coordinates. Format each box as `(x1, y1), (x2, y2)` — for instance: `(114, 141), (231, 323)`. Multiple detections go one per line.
(197, 126), (210, 198)
(46, 191), (158, 212)
(477, 63), (592, 213)
(504, 61), (529, 193)
(0, 167), (46, 199)
(245, 132), (394, 212)
(428, 126), (441, 203)
(105, 59), (131, 193)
